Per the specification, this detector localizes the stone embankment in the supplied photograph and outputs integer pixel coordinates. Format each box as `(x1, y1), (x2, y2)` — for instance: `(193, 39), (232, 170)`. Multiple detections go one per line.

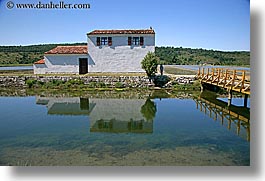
(0, 75), (151, 88)
(0, 75), (196, 88)
(175, 76), (196, 84)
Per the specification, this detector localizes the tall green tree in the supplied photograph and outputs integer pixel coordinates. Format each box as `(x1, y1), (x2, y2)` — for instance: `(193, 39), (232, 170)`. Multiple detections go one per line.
(141, 52), (159, 81)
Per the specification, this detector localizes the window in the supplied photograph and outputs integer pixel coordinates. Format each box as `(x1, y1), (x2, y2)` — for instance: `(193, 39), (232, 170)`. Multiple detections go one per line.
(130, 37), (144, 46)
(96, 37), (110, 46)
(101, 37), (108, 45)
(132, 37), (140, 45)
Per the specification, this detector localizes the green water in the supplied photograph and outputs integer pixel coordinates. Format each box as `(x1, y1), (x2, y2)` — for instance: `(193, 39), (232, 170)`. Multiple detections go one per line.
(0, 91), (250, 166)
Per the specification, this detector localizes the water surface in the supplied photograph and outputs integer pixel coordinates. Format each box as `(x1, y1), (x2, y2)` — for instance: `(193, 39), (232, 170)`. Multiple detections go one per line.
(0, 91), (250, 166)
(170, 65), (250, 71)
(0, 66), (33, 71)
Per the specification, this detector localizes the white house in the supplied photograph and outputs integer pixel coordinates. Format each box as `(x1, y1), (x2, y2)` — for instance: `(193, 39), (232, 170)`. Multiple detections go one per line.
(34, 28), (155, 74)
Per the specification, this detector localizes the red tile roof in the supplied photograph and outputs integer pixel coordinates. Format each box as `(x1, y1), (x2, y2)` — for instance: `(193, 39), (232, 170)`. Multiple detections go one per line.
(88, 29), (155, 35)
(45, 46), (87, 54)
(34, 59), (45, 64)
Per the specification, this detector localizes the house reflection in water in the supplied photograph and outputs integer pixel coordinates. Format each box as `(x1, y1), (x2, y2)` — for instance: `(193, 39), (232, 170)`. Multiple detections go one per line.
(89, 99), (155, 133)
(36, 97), (155, 134)
(36, 96), (96, 115)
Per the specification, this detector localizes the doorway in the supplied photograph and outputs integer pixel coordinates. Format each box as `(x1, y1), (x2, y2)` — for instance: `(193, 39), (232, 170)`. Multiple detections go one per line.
(79, 58), (88, 74)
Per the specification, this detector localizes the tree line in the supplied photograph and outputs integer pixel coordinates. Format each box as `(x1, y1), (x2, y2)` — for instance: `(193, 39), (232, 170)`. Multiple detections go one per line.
(155, 47), (250, 66)
(0, 44), (250, 66)
(0, 43), (86, 65)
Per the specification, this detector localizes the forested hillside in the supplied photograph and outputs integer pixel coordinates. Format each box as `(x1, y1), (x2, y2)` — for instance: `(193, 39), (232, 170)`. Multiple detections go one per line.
(0, 43), (86, 65)
(155, 47), (250, 66)
(0, 44), (250, 66)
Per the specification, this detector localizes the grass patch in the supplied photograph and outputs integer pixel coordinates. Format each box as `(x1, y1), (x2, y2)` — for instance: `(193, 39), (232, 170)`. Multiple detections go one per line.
(0, 70), (33, 75)
(164, 66), (197, 75)
(24, 78), (133, 90)
(171, 80), (201, 91)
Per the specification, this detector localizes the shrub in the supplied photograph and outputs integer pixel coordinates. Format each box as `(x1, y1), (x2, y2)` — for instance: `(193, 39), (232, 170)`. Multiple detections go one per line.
(25, 79), (37, 88)
(87, 82), (97, 88)
(68, 79), (84, 85)
(52, 79), (65, 86)
(141, 52), (159, 81)
(153, 75), (171, 87)
(115, 82), (124, 88)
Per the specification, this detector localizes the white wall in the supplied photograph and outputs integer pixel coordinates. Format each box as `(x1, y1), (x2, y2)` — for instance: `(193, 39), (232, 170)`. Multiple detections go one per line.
(44, 55), (88, 74)
(33, 64), (47, 74)
(87, 34), (155, 72)
(34, 33), (155, 74)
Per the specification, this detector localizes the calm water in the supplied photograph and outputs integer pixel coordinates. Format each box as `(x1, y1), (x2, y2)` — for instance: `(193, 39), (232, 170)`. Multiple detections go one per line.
(0, 92), (250, 166)
(171, 65), (250, 71)
(0, 66), (33, 70)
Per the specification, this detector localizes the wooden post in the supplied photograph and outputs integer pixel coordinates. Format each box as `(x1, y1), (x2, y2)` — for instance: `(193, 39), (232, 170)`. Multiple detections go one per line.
(247, 126), (250, 142)
(228, 119), (231, 130)
(231, 70), (236, 89)
(244, 94), (249, 107)
(228, 90), (232, 107)
(217, 69), (220, 83)
(200, 81), (204, 93)
(211, 68), (214, 82)
(207, 68), (209, 80)
(241, 70), (246, 92)
(221, 112), (224, 125)
(202, 68), (205, 79)
(198, 67), (201, 77)
(237, 120), (241, 136)
(224, 69), (228, 87)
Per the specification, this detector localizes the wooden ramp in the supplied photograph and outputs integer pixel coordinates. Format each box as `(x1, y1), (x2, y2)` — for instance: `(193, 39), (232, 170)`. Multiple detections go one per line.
(196, 68), (250, 95)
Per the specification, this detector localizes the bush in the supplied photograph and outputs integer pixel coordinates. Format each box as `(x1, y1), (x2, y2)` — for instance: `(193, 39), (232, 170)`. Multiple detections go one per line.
(25, 79), (37, 88)
(115, 82), (124, 88)
(68, 79), (84, 85)
(153, 75), (171, 87)
(87, 82), (106, 88)
(141, 52), (159, 81)
(52, 79), (65, 86)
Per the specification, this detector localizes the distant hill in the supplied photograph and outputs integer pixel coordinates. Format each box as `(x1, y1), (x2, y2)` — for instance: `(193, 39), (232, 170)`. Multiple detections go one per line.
(0, 44), (250, 66)
(0, 43), (86, 65)
(156, 47), (250, 66)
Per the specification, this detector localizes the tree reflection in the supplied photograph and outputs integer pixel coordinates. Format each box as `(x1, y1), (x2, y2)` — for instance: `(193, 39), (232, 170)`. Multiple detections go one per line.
(141, 98), (157, 122)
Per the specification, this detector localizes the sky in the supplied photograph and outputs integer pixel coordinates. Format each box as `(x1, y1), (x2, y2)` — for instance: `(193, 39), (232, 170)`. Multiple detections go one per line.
(0, 0), (250, 51)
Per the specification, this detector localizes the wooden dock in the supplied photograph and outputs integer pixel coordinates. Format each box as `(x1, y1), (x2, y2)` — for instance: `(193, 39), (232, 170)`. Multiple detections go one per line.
(196, 68), (250, 95)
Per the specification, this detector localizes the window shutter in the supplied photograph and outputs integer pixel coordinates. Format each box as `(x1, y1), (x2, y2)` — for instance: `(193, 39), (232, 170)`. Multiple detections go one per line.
(140, 37), (144, 46)
(96, 37), (100, 46)
(128, 37), (132, 45)
(108, 37), (112, 46)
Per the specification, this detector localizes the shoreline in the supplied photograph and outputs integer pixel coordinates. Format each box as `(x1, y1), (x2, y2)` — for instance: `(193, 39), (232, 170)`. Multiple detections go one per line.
(0, 74), (199, 90)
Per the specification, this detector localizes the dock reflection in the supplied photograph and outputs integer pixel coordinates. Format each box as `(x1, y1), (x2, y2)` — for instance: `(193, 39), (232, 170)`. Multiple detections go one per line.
(194, 92), (250, 141)
(36, 96), (155, 134)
